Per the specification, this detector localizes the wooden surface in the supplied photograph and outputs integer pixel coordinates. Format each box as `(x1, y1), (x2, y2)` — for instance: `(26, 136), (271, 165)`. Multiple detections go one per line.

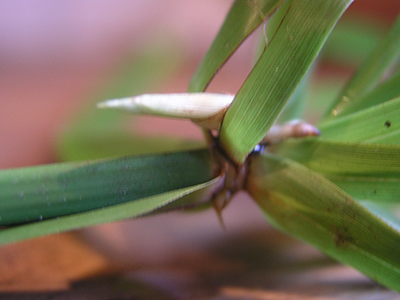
(0, 195), (396, 299)
(0, 223), (398, 299)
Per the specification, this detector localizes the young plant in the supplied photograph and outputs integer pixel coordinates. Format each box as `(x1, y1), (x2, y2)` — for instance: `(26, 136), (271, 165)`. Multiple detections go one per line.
(1, 0), (400, 292)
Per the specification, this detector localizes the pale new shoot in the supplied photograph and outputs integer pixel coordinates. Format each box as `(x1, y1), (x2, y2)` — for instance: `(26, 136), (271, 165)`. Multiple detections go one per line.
(98, 93), (320, 145)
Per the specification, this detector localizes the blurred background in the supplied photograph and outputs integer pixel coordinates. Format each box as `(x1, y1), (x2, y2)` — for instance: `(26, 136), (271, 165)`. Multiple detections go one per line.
(0, 0), (400, 296)
(0, 1), (235, 168)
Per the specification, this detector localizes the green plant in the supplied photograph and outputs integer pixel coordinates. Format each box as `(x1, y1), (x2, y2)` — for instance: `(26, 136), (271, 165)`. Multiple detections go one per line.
(1, 0), (400, 292)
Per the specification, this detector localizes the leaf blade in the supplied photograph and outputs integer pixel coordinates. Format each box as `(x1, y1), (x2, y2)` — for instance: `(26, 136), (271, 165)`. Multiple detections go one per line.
(188, 0), (284, 92)
(0, 149), (215, 225)
(247, 153), (400, 292)
(337, 69), (400, 116)
(269, 139), (400, 202)
(318, 96), (400, 144)
(323, 14), (400, 119)
(220, 0), (353, 163)
(0, 177), (221, 245)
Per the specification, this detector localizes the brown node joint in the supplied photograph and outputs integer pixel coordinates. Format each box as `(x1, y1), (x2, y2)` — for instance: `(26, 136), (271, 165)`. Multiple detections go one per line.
(209, 136), (262, 216)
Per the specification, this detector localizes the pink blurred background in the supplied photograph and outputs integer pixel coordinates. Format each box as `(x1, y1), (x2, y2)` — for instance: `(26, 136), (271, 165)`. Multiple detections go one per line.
(0, 1), (239, 168)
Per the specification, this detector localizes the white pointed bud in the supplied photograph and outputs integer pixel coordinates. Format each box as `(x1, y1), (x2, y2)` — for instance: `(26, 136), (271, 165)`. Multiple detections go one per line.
(98, 93), (320, 144)
(97, 93), (234, 130)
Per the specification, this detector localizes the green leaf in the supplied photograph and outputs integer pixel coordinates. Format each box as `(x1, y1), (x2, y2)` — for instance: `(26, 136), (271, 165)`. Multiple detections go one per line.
(220, 0), (353, 163)
(188, 0), (285, 92)
(247, 153), (400, 292)
(323, 14), (400, 119)
(0, 149), (215, 225)
(0, 177), (221, 246)
(318, 96), (400, 144)
(270, 139), (400, 174)
(277, 68), (311, 123)
(269, 139), (400, 202)
(327, 175), (400, 203)
(336, 69), (400, 116)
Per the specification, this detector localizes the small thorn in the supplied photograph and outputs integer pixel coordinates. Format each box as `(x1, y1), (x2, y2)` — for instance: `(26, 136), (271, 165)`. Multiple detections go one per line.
(215, 208), (226, 230)
(212, 189), (230, 230)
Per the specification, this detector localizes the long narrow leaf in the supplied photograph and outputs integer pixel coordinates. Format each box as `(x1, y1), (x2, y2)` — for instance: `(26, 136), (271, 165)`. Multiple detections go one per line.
(337, 69), (400, 116)
(323, 14), (400, 119)
(0, 149), (215, 225)
(333, 179), (400, 202)
(269, 139), (400, 202)
(277, 68), (311, 123)
(220, 0), (353, 163)
(270, 139), (400, 174)
(188, 0), (284, 92)
(318, 96), (400, 144)
(247, 153), (400, 292)
(0, 178), (221, 246)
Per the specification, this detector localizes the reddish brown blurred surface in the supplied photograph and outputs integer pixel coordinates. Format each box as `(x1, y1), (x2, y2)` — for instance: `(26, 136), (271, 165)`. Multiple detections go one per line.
(348, 0), (400, 21)
(0, 1), (400, 299)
